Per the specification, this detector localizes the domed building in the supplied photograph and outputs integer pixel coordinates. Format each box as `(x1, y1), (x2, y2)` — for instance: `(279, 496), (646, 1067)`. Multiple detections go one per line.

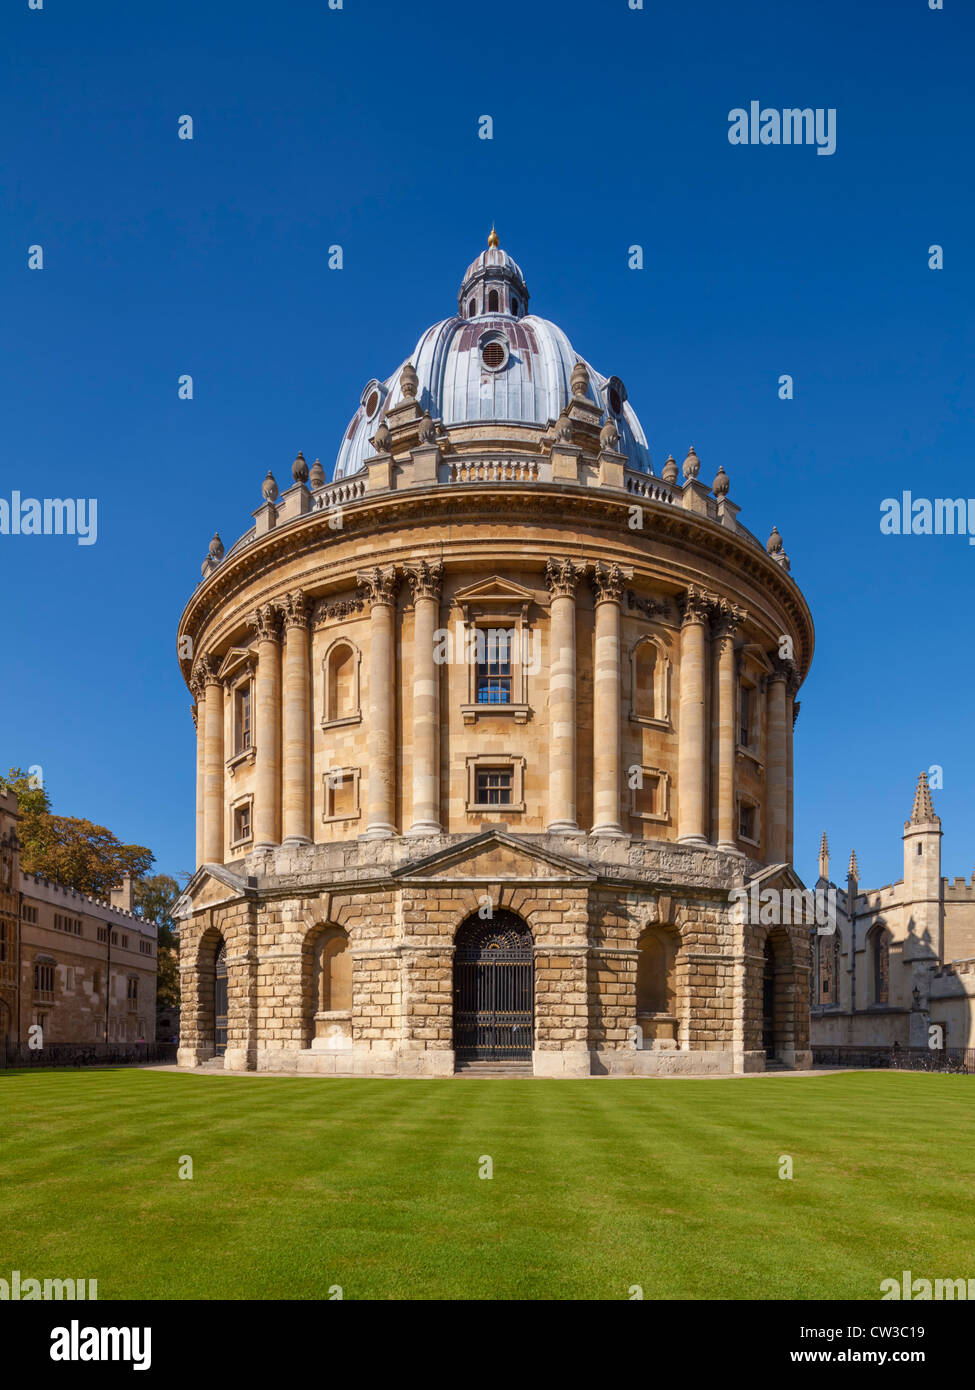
(175, 233), (815, 1077)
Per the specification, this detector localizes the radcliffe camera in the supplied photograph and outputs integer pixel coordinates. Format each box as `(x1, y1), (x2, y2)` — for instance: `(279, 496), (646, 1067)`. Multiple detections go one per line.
(1, 0), (972, 1364)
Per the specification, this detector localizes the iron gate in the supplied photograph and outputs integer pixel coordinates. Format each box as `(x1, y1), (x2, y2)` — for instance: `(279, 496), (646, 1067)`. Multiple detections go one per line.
(214, 943), (228, 1057)
(453, 913), (533, 1061)
(762, 939), (775, 1060)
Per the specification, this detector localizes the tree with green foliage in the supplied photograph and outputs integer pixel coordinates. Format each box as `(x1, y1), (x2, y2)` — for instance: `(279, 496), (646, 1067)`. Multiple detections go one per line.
(133, 873), (185, 1012)
(1, 766), (154, 898)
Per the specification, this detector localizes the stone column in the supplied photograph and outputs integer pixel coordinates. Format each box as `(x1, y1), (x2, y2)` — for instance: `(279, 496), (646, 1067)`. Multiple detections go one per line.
(590, 562), (625, 837)
(766, 661), (790, 863)
(281, 590), (311, 846)
(714, 604), (745, 853)
(545, 557), (581, 832)
(201, 657), (225, 864)
(358, 566), (400, 839)
(252, 602), (282, 849)
(405, 561), (443, 835)
(787, 688), (799, 865)
(677, 587), (709, 844)
(190, 674), (205, 868)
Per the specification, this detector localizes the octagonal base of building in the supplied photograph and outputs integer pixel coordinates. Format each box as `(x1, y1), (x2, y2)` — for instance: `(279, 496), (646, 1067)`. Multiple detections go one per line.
(174, 830), (811, 1078)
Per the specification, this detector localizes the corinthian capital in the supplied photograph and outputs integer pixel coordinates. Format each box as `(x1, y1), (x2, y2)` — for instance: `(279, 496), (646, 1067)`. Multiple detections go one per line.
(710, 596), (746, 641)
(404, 560), (443, 603)
(252, 601), (282, 643)
(589, 560), (625, 605)
(544, 556), (581, 599)
(193, 653), (221, 689)
(281, 590), (310, 629)
(678, 584), (713, 627)
(356, 565), (400, 608)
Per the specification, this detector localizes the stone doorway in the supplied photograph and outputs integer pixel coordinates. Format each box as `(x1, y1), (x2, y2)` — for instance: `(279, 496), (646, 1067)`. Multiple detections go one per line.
(453, 911), (534, 1062)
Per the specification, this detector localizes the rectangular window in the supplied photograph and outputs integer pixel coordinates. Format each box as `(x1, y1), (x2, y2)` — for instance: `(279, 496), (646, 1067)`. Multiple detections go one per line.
(739, 803), (756, 841)
(633, 774), (661, 818)
(111, 932), (119, 946)
(476, 629), (512, 704)
(127, 977), (138, 1002)
(97, 926), (108, 944)
(739, 685), (753, 747)
(139, 939), (152, 955)
(121, 934), (129, 949)
(22, 904), (38, 924)
(235, 683), (252, 754)
(475, 768), (512, 806)
(33, 963), (55, 997)
(0, 920), (6, 962)
(233, 802), (252, 843)
(93, 969), (101, 996)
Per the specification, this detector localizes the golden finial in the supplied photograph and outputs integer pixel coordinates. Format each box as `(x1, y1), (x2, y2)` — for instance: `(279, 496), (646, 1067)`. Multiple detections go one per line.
(487, 226), (499, 248)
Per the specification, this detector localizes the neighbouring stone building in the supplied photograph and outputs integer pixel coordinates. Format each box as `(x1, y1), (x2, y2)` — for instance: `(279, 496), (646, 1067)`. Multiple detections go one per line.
(811, 773), (975, 1053)
(175, 233), (816, 1076)
(0, 789), (158, 1053)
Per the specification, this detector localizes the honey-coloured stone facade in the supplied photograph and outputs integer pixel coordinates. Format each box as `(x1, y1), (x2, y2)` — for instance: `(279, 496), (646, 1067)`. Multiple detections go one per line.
(175, 237), (815, 1076)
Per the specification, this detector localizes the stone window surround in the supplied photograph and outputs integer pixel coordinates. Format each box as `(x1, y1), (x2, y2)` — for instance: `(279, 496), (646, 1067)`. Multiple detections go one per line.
(629, 765), (670, 823)
(322, 766), (361, 823)
(230, 793), (254, 849)
(320, 637), (362, 730)
(628, 633), (672, 728)
(736, 646), (772, 760)
(219, 648), (257, 772)
(465, 754), (527, 814)
(736, 792), (761, 848)
(457, 599), (533, 725)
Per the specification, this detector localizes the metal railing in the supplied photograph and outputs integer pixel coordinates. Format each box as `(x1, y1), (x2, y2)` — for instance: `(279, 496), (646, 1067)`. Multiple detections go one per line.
(2, 1042), (178, 1069)
(813, 1045), (975, 1074)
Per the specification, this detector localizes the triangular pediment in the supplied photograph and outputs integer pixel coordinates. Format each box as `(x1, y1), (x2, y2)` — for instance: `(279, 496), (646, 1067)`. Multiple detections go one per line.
(217, 647), (256, 681)
(174, 862), (255, 919)
(452, 575), (536, 607)
(393, 831), (595, 884)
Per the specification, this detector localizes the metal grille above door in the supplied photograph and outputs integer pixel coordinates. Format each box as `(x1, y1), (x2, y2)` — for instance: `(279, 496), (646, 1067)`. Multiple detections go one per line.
(453, 912), (534, 1061)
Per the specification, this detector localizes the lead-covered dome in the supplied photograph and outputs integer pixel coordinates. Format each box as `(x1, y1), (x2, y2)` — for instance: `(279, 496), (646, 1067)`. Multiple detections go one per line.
(334, 234), (652, 479)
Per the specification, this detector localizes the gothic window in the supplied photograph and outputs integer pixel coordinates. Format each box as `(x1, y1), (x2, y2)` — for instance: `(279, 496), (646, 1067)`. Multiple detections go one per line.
(322, 640), (361, 726)
(869, 924), (890, 1005)
(818, 932), (840, 1005)
(34, 962), (54, 997)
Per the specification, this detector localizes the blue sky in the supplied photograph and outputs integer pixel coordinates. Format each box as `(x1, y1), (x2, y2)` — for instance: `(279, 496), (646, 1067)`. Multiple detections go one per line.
(1, 0), (973, 890)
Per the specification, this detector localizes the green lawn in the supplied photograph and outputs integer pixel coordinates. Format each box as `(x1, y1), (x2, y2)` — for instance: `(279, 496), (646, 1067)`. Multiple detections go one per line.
(1, 1069), (972, 1300)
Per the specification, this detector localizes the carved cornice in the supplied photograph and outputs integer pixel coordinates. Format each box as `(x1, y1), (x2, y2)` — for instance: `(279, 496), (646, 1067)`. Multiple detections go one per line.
(252, 601), (282, 643)
(281, 590), (310, 630)
(590, 560), (625, 605)
(544, 556), (582, 599)
(356, 565), (400, 608)
(404, 559), (444, 603)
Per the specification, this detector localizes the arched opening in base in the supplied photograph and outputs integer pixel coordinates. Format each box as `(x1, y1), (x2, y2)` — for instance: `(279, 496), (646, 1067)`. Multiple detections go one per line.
(453, 911), (534, 1062)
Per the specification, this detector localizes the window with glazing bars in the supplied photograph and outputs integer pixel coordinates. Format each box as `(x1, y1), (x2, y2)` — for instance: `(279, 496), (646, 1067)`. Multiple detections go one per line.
(476, 769), (512, 805)
(476, 630), (512, 703)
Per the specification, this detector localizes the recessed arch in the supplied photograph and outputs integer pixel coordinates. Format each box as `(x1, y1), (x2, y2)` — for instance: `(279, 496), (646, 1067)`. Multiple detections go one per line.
(321, 637), (361, 726)
(630, 634), (671, 724)
(866, 921), (891, 1005)
(453, 910), (533, 1062)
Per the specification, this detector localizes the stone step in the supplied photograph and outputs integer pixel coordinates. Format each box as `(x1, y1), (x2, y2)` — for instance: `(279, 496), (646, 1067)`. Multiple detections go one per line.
(455, 1061), (533, 1077)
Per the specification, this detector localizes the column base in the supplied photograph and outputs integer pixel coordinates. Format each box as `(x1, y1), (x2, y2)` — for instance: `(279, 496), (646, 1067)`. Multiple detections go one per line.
(406, 821), (442, 836)
(677, 833), (708, 846)
(252, 840), (280, 852)
(281, 835), (312, 848)
(361, 824), (396, 840)
(716, 840), (744, 855)
(590, 823), (626, 838)
(546, 820), (580, 834)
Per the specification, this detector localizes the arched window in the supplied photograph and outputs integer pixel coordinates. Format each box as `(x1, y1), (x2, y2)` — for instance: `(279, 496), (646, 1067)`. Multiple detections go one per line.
(868, 924), (890, 1005)
(488, 289), (499, 312)
(315, 928), (352, 1013)
(511, 297), (518, 315)
(468, 298), (476, 317)
(817, 931), (840, 1005)
(631, 636), (669, 723)
(322, 640), (360, 726)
